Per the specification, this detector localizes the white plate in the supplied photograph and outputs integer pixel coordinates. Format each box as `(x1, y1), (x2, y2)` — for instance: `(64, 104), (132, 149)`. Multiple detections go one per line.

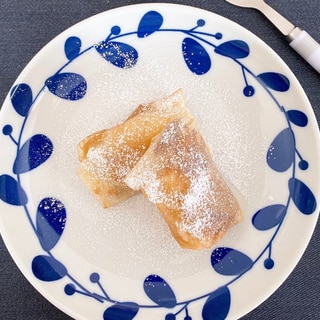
(0, 3), (319, 320)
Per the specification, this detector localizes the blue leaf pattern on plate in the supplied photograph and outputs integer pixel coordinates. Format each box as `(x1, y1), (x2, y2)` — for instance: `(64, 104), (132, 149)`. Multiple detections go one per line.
(32, 255), (67, 281)
(36, 197), (67, 251)
(103, 302), (139, 320)
(95, 40), (138, 69)
(287, 110), (308, 127)
(267, 128), (295, 172)
(214, 40), (250, 59)
(46, 72), (87, 100)
(13, 134), (53, 174)
(182, 37), (211, 75)
(202, 286), (231, 320)
(10, 83), (33, 117)
(252, 204), (287, 231)
(289, 178), (317, 215)
(137, 10), (163, 38)
(64, 36), (82, 60)
(257, 72), (290, 92)
(0, 174), (28, 206)
(144, 274), (176, 308)
(211, 247), (253, 276)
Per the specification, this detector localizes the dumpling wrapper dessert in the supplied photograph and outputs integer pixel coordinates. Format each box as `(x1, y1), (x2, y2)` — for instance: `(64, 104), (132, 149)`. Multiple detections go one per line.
(125, 118), (243, 249)
(77, 89), (192, 208)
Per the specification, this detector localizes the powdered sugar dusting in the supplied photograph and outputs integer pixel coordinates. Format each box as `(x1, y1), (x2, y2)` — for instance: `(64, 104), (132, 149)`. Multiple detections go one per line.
(125, 118), (242, 248)
(181, 167), (214, 240)
(77, 89), (193, 207)
(82, 134), (143, 182)
(42, 48), (267, 279)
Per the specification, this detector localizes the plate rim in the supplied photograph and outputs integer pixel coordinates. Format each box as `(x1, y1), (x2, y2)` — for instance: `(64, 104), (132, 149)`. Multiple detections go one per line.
(0, 3), (319, 320)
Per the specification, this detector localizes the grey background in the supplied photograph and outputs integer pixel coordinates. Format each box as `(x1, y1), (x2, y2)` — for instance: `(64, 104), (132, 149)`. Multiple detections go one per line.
(0, 1), (319, 319)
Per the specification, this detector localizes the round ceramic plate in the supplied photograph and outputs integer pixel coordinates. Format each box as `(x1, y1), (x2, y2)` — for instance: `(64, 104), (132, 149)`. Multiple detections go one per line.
(0, 3), (319, 320)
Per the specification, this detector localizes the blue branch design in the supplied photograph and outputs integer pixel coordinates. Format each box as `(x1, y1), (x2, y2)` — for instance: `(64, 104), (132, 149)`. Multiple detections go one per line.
(1, 9), (316, 320)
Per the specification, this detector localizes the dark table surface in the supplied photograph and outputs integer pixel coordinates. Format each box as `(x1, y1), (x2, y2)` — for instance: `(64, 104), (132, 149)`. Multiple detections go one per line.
(0, 1), (319, 319)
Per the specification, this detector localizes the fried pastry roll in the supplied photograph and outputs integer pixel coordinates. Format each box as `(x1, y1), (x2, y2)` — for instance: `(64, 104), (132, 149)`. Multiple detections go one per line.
(77, 89), (192, 208)
(125, 119), (243, 249)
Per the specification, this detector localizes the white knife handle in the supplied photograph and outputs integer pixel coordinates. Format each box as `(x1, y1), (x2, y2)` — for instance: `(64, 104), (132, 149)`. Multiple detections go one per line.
(288, 28), (320, 73)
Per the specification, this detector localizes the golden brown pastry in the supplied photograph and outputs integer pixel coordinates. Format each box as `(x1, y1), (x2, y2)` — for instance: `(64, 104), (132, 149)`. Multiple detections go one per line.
(77, 89), (192, 208)
(125, 118), (243, 249)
